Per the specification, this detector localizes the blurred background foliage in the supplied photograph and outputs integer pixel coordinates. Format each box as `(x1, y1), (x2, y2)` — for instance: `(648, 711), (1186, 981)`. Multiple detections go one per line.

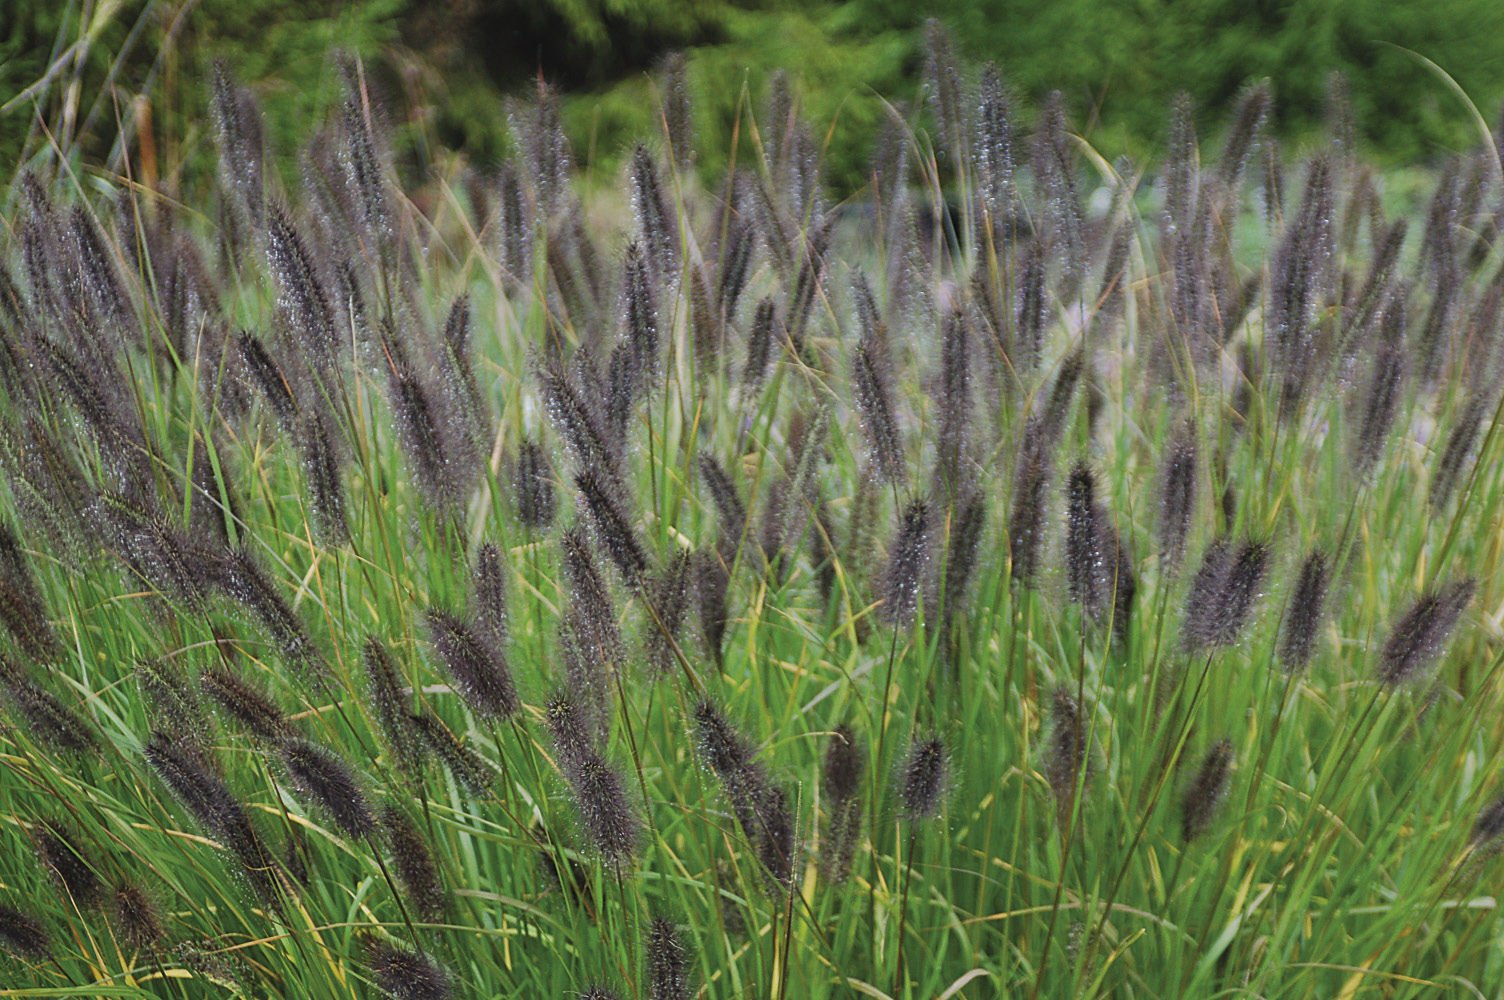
(5, 0), (1504, 198)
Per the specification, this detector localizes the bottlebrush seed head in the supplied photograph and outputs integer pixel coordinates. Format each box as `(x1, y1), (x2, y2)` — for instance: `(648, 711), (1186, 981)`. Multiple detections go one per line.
(111, 883), (164, 949)
(32, 820), (101, 905)
(411, 712), (495, 796)
(900, 736), (949, 821)
(1378, 578), (1475, 686)
(1180, 739), (1233, 842)
(647, 916), (691, 1000)
(380, 806), (445, 921)
(201, 667), (292, 743)
(1278, 549), (1330, 674)
(280, 738), (376, 838)
(369, 941), (451, 1000)
(880, 500), (932, 628)
(823, 724), (866, 804)
(424, 608), (519, 720)
(514, 438), (557, 529)
(0, 904), (48, 959)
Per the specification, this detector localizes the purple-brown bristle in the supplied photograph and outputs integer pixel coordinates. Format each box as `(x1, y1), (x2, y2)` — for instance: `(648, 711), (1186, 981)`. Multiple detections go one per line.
(537, 357), (617, 478)
(823, 724), (866, 804)
(631, 144), (679, 287)
(265, 205), (338, 374)
(112, 883), (164, 949)
(411, 712), (495, 796)
(237, 332), (298, 427)
(515, 438), (558, 529)
(144, 731), (280, 901)
(1180, 739), (1233, 842)
(369, 941), (451, 1000)
(943, 488), (986, 619)
(280, 738), (376, 838)
(567, 752), (642, 867)
(6, 677), (97, 753)
(380, 806), (445, 921)
(659, 51), (694, 173)
(425, 609), (519, 720)
(361, 638), (425, 779)
(1430, 394), (1487, 509)
(1045, 687), (1090, 819)
(1156, 423), (1197, 572)
(33, 820), (101, 905)
(756, 784), (798, 887)
(1378, 579), (1476, 686)
(1181, 539), (1269, 652)
(575, 469), (648, 588)
(560, 527), (624, 669)
(694, 548), (729, 667)
(0, 522), (61, 663)
(1030, 91), (1085, 293)
(976, 63), (1015, 234)
(1352, 328), (1406, 478)
(1038, 349), (1085, 448)
(923, 19), (965, 163)
(201, 667), (292, 743)
(1008, 420), (1052, 587)
(900, 736), (949, 820)
(880, 500), (932, 628)
(387, 357), (461, 522)
(1279, 549), (1330, 674)
(622, 242), (660, 386)
(934, 309), (971, 490)
(743, 296), (777, 389)
(850, 286), (905, 485)
(1471, 796), (1504, 846)
(0, 904), (49, 958)
(697, 453), (747, 541)
(207, 549), (325, 679)
(472, 542), (510, 653)
(1014, 238), (1048, 376)
(135, 658), (211, 751)
(648, 916), (691, 1000)
(508, 78), (572, 215)
(646, 551), (692, 675)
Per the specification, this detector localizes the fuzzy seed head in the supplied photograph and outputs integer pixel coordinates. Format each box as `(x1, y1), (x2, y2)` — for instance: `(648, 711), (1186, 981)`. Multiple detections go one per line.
(370, 942), (451, 1000)
(472, 542), (510, 652)
(823, 724), (866, 804)
(1278, 550), (1330, 674)
(1180, 739), (1233, 842)
(575, 469), (647, 587)
(900, 737), (949, 821)
(1045, 687), (1090, 814)
(412, 712), (495, 796)
(0, 904), (48, 958)
(880, 500), (932, 627)
(1181, 539), (1270, 652)
(280, 738), (376, 838)
(380, 806), (445, 921)
(568, 752), (642, 867)
(33, 820), (101, 905)
(201, 667), (291, 743)
(1471, 796), (1504, 847)
(111, 884), (164, 949)
(515, 438), (558, 529)
(1156, 424), (1197, 571)
(425, 608), (519, 720)
(648, 917), (690, 1000)
(1378, 579), (1475, 686)
(361, 638), (424, 779)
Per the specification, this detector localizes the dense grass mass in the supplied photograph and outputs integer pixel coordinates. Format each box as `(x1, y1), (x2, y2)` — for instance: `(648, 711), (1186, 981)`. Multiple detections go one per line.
(6, 28), (1504, 1000)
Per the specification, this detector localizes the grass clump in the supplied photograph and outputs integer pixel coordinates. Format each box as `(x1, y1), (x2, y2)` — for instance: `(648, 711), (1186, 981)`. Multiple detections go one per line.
(5, 27), (1504, 1000)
